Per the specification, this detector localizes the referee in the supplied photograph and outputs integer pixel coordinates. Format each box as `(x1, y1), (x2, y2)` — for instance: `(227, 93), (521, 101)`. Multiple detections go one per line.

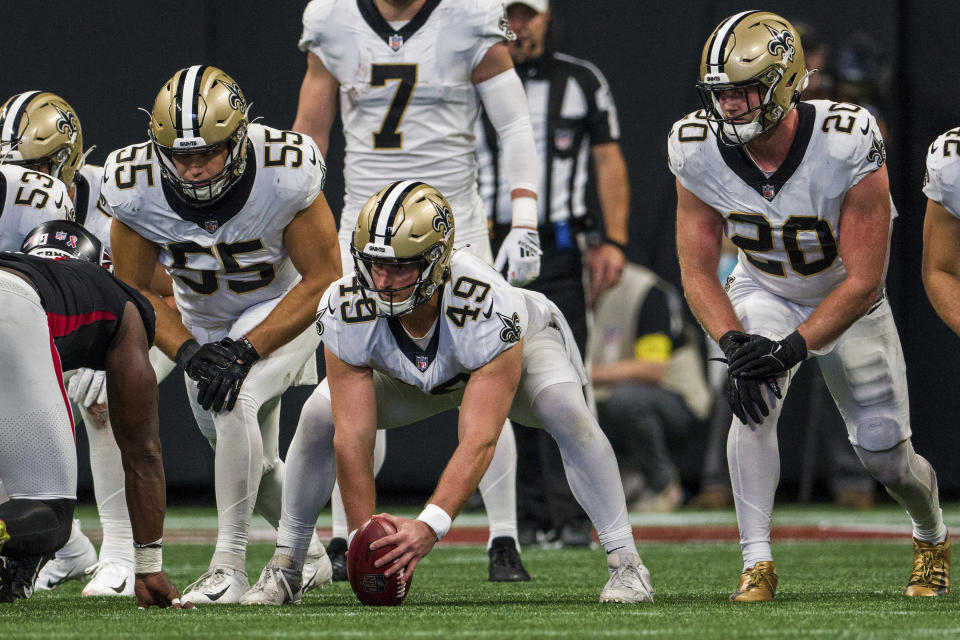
(476, 0), (631, 547)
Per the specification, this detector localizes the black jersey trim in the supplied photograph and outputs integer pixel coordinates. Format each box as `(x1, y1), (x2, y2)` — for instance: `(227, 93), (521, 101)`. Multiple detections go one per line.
(387, 315), (441, 372)
(356, 0), (441, 49)
(73, 172), (90, 226)
(160, 139), (257, 231)
(717, 102), (816, 201)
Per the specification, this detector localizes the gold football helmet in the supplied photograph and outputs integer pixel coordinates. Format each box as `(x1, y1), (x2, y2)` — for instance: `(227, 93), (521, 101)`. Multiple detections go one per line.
(0, 91), (84, 187)
(697, 11), (809, 145)
(352, 181), (455, 317)
(149, 65), (249, 205)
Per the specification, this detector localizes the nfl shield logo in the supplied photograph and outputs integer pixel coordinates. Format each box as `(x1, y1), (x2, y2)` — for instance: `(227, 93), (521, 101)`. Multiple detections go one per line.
(554, 128), (573, 151)
(415, 355), (429, 372)
(390, 34), (403, 51)
(204, 220), (219, 233)
(762, 184), (776, 200)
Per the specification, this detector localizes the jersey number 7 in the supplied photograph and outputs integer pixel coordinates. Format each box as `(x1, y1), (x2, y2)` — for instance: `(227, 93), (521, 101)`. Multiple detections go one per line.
(371, 64), (417, 150)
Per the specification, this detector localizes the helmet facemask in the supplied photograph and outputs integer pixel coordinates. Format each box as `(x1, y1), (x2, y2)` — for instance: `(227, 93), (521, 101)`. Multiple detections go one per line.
(697, 70), (784, 146)
(152, 124), (247, 205)
(352, 242), (446, 318)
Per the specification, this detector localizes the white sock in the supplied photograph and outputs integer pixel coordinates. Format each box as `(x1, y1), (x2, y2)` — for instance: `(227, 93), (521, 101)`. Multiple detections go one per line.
(81, 404), (133, 565)
(479, 419), (518, 548)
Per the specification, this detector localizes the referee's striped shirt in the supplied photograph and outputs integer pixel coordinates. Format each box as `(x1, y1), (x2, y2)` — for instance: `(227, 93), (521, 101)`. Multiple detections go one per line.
(475, 52), (621, 229)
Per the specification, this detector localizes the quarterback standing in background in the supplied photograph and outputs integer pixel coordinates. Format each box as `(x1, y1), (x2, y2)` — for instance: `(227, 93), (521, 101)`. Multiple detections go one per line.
(293, 0), (540, 581)
(0, 89), (179, 597)
(106, 65), (342, 604)
(671, 11), (948, 601)
(242, 181), (652, 606)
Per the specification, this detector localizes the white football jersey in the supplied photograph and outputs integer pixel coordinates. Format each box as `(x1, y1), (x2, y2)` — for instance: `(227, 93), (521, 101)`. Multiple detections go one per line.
(317, 250), (565, 395)
(668, 100), (888, 306)
(74, 164), (112, 250)
(922, 127), (960, 219)
(0, 164), (73, 251)
(102, 123), (327, 330)
(299, 0), (510, 224)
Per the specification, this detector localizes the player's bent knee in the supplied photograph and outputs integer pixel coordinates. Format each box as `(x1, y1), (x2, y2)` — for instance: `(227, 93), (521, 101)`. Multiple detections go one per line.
(855, 440), (911, 487)
(854, 416), (905, 452)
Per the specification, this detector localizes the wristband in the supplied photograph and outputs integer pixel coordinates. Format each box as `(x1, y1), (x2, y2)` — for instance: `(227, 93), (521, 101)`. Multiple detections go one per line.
(510, 196), (539, 229)
(174, 339), (200, 369)
(416, 503), (452, 541)
(134, 539), (162, 574)
(603, 237), (628, 254)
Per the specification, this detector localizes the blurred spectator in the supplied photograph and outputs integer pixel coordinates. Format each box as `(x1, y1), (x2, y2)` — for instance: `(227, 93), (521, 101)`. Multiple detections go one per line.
(590, 263), (711, 512)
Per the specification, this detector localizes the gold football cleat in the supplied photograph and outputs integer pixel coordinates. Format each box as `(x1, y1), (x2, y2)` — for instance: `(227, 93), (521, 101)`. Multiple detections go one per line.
(730, 561), (777, 602)
(0, 518), (8, 553)
(905, 536), (950, 596)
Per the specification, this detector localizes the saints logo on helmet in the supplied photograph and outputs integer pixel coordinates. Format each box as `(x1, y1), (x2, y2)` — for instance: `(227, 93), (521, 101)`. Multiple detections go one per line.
(0, 91), (85, 187)
(22, 220), (112, 271)
(148, 65), (250, 206)
(352, 181), (455, 317)
(696, 11), (811, 145)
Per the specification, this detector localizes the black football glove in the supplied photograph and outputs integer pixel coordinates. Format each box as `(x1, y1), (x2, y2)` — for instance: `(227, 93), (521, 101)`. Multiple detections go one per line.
(727, 371), (782, 424)
(718, 330), (752, 363)
(728, 331), (807, 378)
(175, 339), (234, 382)
(198, 337), (261, 413)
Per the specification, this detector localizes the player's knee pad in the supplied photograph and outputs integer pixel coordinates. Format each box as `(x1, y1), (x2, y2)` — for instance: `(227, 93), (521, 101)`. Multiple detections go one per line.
(854, 416), (904, 452)
(0, 498), (75, 557)
(841, 347), (898, 408)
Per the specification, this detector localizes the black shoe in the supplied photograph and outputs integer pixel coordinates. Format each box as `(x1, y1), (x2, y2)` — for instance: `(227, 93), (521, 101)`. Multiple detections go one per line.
(0, 554), (51, 601)
(327, 537), (348, 582)
(559, 519), (593, 548)
(488, 537), (531, 582)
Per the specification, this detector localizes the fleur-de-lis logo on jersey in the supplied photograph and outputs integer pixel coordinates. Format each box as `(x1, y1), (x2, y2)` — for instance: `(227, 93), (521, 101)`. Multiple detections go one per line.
(218, 80), (246, 112)
(765, 25), (796, 64)
(52, 103), (79, 140)
(315, 306), (326, 336)
(868, 133), (886, 167)
(431, 200), (453, 237)
(497, 311), (522, 344)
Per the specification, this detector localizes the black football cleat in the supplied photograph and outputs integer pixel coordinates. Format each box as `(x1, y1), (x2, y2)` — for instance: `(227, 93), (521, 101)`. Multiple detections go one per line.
(327, 537), (348, 582)
(488, 536), (531, 582)
(0, 553), (52, 602)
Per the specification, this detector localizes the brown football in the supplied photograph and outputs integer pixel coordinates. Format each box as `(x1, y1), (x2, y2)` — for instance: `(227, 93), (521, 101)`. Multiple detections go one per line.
(347, 515), (411, 606)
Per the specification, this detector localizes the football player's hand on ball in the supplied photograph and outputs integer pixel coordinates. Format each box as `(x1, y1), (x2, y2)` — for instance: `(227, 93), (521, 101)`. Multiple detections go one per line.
(369, 512), (437, 580)
(494, 227), (542, 286)
(135, 571), (193, 610)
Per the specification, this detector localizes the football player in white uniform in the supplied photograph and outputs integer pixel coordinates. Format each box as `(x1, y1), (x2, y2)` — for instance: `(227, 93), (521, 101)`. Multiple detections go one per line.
(923, 128), (960, 341)
(295, 0), (540, 582)
(0, 90), (178, 597)
(105, 65), (342, 605)
(241, 181), (652, 605)
(671, 11), (949, 601)
(0, 163), (72, 250)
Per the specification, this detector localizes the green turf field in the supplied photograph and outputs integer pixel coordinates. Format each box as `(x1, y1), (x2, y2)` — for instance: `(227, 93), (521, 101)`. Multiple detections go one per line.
(2, 505), (958, 639)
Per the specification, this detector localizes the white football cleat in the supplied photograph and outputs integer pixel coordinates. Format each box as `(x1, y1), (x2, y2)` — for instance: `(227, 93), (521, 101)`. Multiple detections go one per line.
(302, 533), (333, 593)
(81, 560), (135, 596)
(35, 520), (97, 591)
(182, 567), (249, 605)
(240, 561), (302, 606)
(600, 550), (654, 604)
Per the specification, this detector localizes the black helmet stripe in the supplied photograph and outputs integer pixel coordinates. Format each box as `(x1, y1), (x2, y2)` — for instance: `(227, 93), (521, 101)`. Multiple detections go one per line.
(707, 10), (758, 75)
(372, 180), (424, 246)
(0, 91), (41, 147)
(175, 65), (208, 138)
